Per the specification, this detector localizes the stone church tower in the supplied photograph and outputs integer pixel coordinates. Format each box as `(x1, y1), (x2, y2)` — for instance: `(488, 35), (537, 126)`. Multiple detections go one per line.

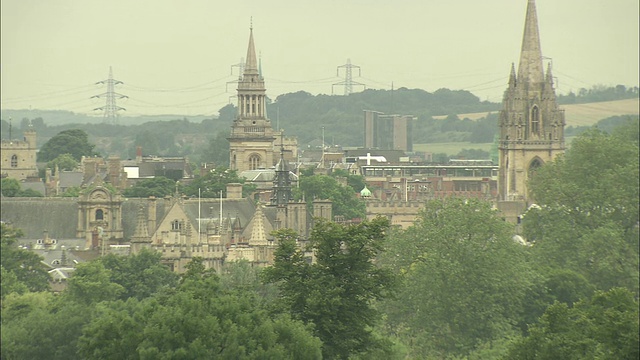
(498, 0), (565, 212)
(228, 26), (275, 173)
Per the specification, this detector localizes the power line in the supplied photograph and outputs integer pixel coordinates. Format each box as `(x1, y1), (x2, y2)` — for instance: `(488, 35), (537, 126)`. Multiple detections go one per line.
(91, 66), (128, 124)
(333, 59), (365, 95)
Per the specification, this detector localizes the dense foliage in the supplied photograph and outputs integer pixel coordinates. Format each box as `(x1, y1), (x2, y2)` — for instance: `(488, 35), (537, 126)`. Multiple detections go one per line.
(380, 198), (533, 358)
(122, 176), (177, 198)
(1, 253), (320, 359)
(263, 218), (397, 359)
(0, 178), (44, 197)
(37, 129), (98, 162)
(525, 121), (639, 294)
(295, 170), (366, 220)
(1, 224), (50, 296)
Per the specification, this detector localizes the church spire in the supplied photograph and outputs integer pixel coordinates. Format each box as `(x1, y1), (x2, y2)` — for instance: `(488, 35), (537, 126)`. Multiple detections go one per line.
(517, 0), (544, 84)
(272, 131), (292, 206)
(244, 22), (259, 77)
(508, 62), (517, 88)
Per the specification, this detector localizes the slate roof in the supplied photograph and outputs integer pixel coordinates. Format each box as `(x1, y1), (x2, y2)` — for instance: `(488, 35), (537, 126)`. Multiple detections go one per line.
(1, 198), (79, 239)
(59, 171), (84, 189)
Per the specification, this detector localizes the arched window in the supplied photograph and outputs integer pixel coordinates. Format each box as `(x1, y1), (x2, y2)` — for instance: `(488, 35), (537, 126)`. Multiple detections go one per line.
(528, 158), (544, 180)
(95, 209), (104, 221)
(11, 155), (18, 168)
(530, 105), (540, 136)
(171, 220), (180, 231)
(249, 154), (261, 170)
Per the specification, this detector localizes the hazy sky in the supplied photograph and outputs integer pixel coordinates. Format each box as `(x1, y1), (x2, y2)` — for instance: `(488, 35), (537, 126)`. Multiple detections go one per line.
(1, 0), (638, 117)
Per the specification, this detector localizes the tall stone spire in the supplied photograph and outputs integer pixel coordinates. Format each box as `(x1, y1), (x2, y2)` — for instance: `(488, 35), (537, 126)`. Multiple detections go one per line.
(497, 0), (565, 215)
(517, 0), (544, 85)
(244, 25), (259, 76)
(228, 22), (275, 173)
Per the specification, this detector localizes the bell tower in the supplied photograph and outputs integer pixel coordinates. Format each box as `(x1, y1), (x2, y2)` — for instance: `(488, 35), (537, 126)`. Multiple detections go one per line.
(228, 24), (275, 173)
(498, 0), (565, 209)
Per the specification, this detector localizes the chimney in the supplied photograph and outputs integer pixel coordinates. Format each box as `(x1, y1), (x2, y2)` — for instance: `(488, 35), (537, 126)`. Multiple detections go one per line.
(226, 183), (243, 199)
(136, 146), (142, 163)
(148, 196), (157, 235)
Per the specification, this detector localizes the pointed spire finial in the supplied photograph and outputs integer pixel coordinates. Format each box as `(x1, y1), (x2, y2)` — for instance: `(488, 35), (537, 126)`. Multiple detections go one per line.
(250, 16), (253, 31)
(517, 0), (544, 84)
(509, 63), (517, 87)
(244, 20), (259, 75)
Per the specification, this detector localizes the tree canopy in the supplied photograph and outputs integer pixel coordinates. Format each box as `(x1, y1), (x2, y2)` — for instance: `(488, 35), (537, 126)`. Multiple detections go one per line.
(182, 166), (255, 198)
(296, 172), (366, 220)
(263, 218), (397, 359)
(525, 122), (639, 294)
(379, 198), (533, 358)
(122, 176), (176, 198)
(0, 223), (50, 295)
(37, 129), (98, 162)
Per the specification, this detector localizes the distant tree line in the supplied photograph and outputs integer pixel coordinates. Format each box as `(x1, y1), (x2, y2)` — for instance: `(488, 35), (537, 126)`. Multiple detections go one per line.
(557, 84), (639, 104)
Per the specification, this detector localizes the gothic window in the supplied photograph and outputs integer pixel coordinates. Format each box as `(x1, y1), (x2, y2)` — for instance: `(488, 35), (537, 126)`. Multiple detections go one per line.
(249, 154), (261, 170)
(529, 158), (543, 179)
(11, 155), (18, 167)
(530, 105), (540, 136)
(95, 209), (104, 221)
(171, 220), (181, 231)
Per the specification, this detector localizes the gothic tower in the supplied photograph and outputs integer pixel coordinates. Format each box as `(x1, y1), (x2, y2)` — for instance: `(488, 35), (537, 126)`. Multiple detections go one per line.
(228, 26), (275, 173)
(498, 0), (565, 206)
(271, 132), (293, 206)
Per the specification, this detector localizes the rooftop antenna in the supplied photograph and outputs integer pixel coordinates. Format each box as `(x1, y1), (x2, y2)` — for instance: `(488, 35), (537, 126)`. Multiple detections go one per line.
(318, 126), (325, 168)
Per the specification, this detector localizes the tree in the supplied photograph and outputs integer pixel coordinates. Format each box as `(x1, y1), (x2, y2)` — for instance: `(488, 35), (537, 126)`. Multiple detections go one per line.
(182, 166), (255, 198)
(379, 198), (533, 358)
(505, 288), (639, 360)
(98, 248), (179, 300)
(47, 153), (79, 172)
(263, 218), (397, 359)
(37, 129), (97, 162)
(66, 261), (124, 305)
(200, 131), (230, 167)
(330, 168), (366, 193)
(122, 176), (176, 198)
(298, 174), (365, 220)
(0, 223), (50, 293)
(1, 178), (21, 197)
(77, 257), (322, 359)
(525, 123), (639, 294)
(1, 293), (88, 360)
(60, 186), (83, 197)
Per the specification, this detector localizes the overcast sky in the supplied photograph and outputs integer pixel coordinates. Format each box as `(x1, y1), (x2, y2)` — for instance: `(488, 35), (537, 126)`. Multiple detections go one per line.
(1, 0), (638, 117)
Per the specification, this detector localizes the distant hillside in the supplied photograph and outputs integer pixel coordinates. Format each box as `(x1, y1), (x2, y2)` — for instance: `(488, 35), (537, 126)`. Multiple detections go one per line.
(433, 98), (639, 127)
(0, 109), (210, 127)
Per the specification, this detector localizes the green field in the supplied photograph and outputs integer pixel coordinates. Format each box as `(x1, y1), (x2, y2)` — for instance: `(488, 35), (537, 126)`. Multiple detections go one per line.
(414, 142), (493, 156)
(415, 137), (580, 156)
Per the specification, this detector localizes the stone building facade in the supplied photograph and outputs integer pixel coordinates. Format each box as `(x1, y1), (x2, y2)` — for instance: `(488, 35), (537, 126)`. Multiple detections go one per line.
(1, 127), (38, 180)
